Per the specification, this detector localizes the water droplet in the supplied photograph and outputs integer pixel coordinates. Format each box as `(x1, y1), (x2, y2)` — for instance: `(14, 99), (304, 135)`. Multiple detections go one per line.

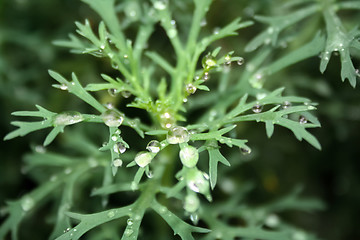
(131, 181), (138, 191)
(127, 218), (134, 226)
(213, 27), (220, 35)
(184, 194), (200, 213)
(265, 214), (280, 228)
(111, 134), (118, 141)
(187, 169), (209, 194)
(104, 102), (114, 109)
(167, 126), (190, 144)
(124, 229), (134, 236)
(202, 54), (217, 69)
(168, 28), (177, 38)
(64, 168), (72, 174)
(159, 206), (167, 214)
(73, 228), (77, 232)
(113, 158), (123, 167)
(299, 115), (307, 124)
(21, 197), (34, 211)
(183, 98), (188, 103)
(355, 69), (360, 77)
(170, 19), (176, 25)
(102, 110), (124, 127)
(53, 111), (84, 126)
(64, 227), (71, 233)
(100, 44), (105, 50)
(237, 57), (245, 65)
(186, 84), (197, 94)
(190, 213), (199, 224)
(107, 210), (115, 218)
(252, 103), (263, 113)
(200, 18), (207, 27)
(153, 0), (166, 10)
(113, 142), (127, 154)
(146, 170), (154, 178)
(240, 147), (251, 155)
(146, 140), (161, 153)
(35, 145), (46, 153)
(121, 90), (131, 98)
(203, 72), (210, 81)
(179, 145), (199, 168)
(60, 84), (68, 90)
(135, 151), (153, 167)
(160, 112), (175, 129)
(282, 101), (291, 109)
(108, 88), (119, 97)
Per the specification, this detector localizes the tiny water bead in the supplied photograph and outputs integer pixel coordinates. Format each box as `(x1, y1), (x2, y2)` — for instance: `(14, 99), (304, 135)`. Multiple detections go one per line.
(146, 140), (161, 153)
(190, 213), (199, 225)
(121, 90), (131, 98)
(21, 197), (34, 211)
(240, 147), (251, 155)
(252, 103), (263, 113)
(186, 84), (197, 94)
(124, 229), (134, 237)
(64, 227), (71, 233)
(60, 84), (68, 90)
(160, 112), (175, 129)
(108, 88), (119, 97)
(265, 214), (280, 228)
(101, 110), (124, 127)
(237, 57), (245, 66)
(113, 158), (123, 167)
(127, 218), (134, 226)
(53, 111), (84, 126)
(184, 194), (200, 213)
(167, 126), (190, 144)
(107, 210), (115, 218)
(179, 145), (199, 168)
(146, 170), (154, 178)
(203, 71), (210, 81)
(299, 115), (307, 124)
(282, 101), (291, 109)
(111, 134), (118, 141)
(135, 151), (154, 167)
(113, 142), (127, 154)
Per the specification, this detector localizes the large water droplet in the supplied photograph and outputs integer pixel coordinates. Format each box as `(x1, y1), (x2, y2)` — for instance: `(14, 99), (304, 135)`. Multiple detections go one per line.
(102, 110), (124, 127)
(146, 140), (161, 153)
(113, 142), (126, 154)
(167, 126), (190, 144)
(135, 151), (153, 167)
(21, 197), (34, 211)
(53, 111), (84, 126)
(252, 103), (263, 113)
(184, 194), (200, 213)
(179, 145), (199, 168)
(113, 158), (123, 167)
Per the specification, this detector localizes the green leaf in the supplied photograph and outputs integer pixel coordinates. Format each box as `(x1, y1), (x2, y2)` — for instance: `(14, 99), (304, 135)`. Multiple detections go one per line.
(208, 147), (230, 189)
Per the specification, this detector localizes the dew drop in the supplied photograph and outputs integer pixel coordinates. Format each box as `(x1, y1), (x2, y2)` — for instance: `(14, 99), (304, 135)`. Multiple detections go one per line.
(104, 102), (114, 109)
(53, 111), (84, 126)
(160, 112), (175, 129)
(101, 110), (124, 127)
(282, 101), (291, 109)
(113, 142), (127, 154)
(168, 29), (177, 38)
(127, 218), (134, 226)
(111, 134), (118, 141)
(35, 145), (46, 153)
(21, 197), (34, 211)
(200, 18), (207, 27)
(240, 147), (251, 155)
(184, 194), (200, 213)
(186, 84), (197, 94)
(167, 126), (190, 144)
(190, 213), (199, 224)
(124, 229), (134, 237)
(121, 90), (132, 98)
(113, 158), (123, 167)
(213, 27), (220, 35)
(252, 103), (263, 113)
(146, 170), (154, 178)
(170, 19), (176, 25)
(108, 88), (119, 97)
(203, 72), (210, 81)
(146, 140), (161, 153)
(237, 57), (245, 65)
(299, 115), (307, 124)
(135, 151), (153, 167)
(50, 175), (57, 182)
(64, 227), (71, 233)
(265, 214), (280, 228)
(179, 145), (199, 168)
(107, 210), (115, 218)
(60, 84), (68, 90)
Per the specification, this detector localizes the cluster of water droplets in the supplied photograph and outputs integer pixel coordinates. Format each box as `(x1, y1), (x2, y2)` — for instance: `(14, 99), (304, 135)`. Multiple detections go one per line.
(53, 111), (84, 126)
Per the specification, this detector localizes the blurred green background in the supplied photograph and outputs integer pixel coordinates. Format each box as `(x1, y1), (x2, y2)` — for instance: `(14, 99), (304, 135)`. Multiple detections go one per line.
(1, 0), (360, 239)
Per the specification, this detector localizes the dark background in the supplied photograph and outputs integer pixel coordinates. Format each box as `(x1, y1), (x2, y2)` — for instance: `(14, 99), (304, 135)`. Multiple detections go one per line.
(1, 0), (360, 239)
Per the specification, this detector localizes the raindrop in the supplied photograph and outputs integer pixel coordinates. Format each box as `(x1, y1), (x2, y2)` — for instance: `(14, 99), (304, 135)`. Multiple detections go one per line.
(240, 147), (251, 155)
(190, 213), (199, 224)
(124, 229), (134, 237)
(146, 140), (161, 153)
(64, 227), (71, 233)
(135, 151), (154, 167)
(60, 84), (68, 90)
(167, 126), (190, 144)
(127, 218), (134, 226)
(108, 88), (119, 97)
(146, 170), (154, 178)
(121, 90), (132, 98)
(299, 115), (307, 124)
(21, 197), (34, 211)
(265, 214), (280, 228)
(113, 158), (123, 167)
(252, 103), (263, 113)
(186, 84), (197, 94)
(203, 72), (210, 81)
(213, 27), (220, 35)
(179, 145), (199, 168)
(170, 19), (176, 25)
(53, 111), (84, 126)
(101, 110), (125, 127)
(113, 142), (127, 154)
(111, 134), (118, 141)
(237, 57), (245, 65)
(184, 194), (200, 213)
(160, 112), (175, 129)
(282, 101), (291, 109)
(107, 210), (115, 218)
(105, 102), (114, 109)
